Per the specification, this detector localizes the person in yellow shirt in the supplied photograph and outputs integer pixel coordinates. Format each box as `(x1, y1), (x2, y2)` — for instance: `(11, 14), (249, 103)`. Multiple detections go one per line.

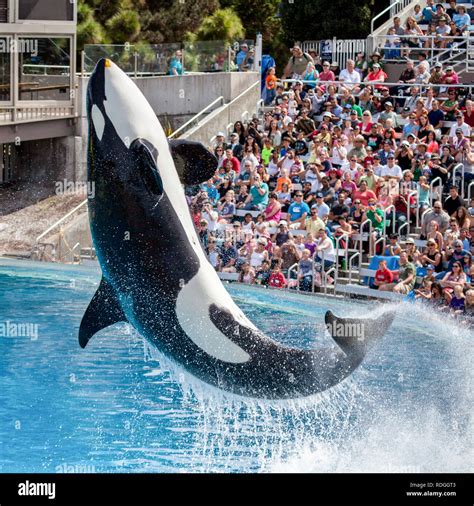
(305, 206), (326, 235)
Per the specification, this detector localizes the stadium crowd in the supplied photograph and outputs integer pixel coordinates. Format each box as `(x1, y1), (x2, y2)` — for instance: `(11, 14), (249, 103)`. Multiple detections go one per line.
(186, 3), (474, 313)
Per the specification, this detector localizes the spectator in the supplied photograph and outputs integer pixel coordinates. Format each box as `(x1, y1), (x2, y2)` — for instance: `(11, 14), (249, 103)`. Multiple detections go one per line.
(379, 251), (417, 294)
(282, 45), (314, 80)
(373, 258), (395, 289)
(168, 50), (183, 76)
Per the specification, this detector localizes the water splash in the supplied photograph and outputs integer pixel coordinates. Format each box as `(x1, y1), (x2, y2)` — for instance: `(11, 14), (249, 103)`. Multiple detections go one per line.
(129, 299), (472, 473)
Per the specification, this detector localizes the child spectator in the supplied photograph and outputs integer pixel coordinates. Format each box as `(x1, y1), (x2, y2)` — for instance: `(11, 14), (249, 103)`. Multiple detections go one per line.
(268, 262), (287, 289)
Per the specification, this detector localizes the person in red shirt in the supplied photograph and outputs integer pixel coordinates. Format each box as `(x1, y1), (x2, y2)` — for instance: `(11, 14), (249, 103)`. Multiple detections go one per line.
(319, 61), (335, 84)
(352, 180), (377, 207)
(373, 259), (394, 289)
(223, 148), (241, 173)
(462, 99), (474, 128)
(268, 263), (287, 289)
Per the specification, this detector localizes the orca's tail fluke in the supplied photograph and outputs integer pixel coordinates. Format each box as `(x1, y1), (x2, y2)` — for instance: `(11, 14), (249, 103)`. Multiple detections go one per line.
(325, 309), (396, 360)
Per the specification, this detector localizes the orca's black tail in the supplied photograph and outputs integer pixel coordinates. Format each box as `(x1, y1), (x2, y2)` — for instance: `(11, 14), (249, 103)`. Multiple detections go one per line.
(325, 310), (396, 359)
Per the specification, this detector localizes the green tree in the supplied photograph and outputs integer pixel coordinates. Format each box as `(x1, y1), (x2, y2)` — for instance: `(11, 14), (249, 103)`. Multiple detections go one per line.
(280, 0), (373, 46)
(77, 2), (106, 50)
(192, 8), (244, 43)
(106, 9), (141, 43)
(219, 0), (281, 42)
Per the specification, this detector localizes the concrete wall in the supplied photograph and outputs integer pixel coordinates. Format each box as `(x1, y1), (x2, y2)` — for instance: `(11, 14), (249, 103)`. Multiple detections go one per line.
(77, 71), (259, 120)
(12, 135), (80, 184)
(183, 82), (260, 147)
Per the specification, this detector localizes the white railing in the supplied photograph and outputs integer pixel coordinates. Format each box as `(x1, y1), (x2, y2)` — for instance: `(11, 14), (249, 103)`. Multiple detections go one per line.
(0, 104), (76, 124)
(36, 199), (88, 244)
(348, 251), (362, 285)
(302, 39), (367, 71)
(452, 163), (465, 199)
(287, 263), (299, 291)
(371, 0), (417, 33)
(168, 95), (225, 139)
(430, 177), (443, 207)
(468, 181), (474, 202)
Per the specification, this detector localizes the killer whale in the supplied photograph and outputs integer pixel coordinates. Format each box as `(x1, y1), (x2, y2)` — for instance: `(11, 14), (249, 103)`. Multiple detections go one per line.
(79, 58), (395, 399)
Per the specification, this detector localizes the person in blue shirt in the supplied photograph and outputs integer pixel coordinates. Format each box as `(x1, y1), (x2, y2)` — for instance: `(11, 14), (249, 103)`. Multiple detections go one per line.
(288, 192), (310, 229)
(200, 179), (219, 205)
(453, 5), (471, 32)
(422, 0), (436, 22)
(236, 43), (249, 71)
(168, 50), (183, 76)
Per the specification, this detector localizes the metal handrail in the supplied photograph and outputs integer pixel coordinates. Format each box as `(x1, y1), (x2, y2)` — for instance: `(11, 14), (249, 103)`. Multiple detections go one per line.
(280, 78), (474, 93)
(452, 163), (465, 199)
(429, 177), (443, 207)
(256, 98), (264, 119)
(287, 262), (299, 291)
(226, 122), (234, 135)
(406, 189), (418, 236)
(348, 251), (362, 285)
(384, 204), (396, 235)
(241, 110), (249, 123)
(168, 95), (225, 139)
(371, 0), (415, 33)
(398, 220), (409, 239)
(420, 207), (431, 237)
(358, 218), (372, 261)
(36, 199), (88, 243)
(468, 181), (474, 203)
(322, 266), (336, 294)
(335, 233), (350, 283)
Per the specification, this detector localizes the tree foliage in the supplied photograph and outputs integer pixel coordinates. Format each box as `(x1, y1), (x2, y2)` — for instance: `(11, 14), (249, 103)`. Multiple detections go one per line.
(279, 0), (373, 47)
(192, 8), (244, 43)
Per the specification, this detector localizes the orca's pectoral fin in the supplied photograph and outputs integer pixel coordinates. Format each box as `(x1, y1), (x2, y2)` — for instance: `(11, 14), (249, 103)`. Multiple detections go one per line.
(79, 277), (127, 348)
(169, 139), (218, 186)
(325, 310), (395, 358)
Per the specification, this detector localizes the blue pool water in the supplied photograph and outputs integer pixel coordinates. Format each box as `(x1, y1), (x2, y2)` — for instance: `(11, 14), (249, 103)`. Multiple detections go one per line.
(0, 259), (472, 473)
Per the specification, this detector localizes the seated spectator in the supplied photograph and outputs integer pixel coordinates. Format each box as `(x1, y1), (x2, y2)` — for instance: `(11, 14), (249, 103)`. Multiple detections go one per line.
(384, 27), (402, 59)
(453, 5), (471, 32)
(217, 190), (236, 222)
(268, 262), (287, 288)
(220, 238), (238, 272)
(450, 285), (466, 313)
(384, 233), (402, 256)
(207, 239), (221, 271)
(415, 278), (433, 300)
(297, 249), (314, 291)
(238, 263), (255, 284)
(373, 258), (395, 289)
(379, 251), (417, 294)
(288, 191), (310, 229)
(353, 180), (377, 207)
(440, 261), (466, 303)
(254, 260), (272, 286)
(419, 239), (443, 273)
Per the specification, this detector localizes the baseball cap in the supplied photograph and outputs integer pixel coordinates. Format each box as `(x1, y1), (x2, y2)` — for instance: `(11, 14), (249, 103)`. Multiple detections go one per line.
(385, 101), (393, 107)
(401, 140), (410, 147)
(426, 264), (435, 271)
(446, 66), (454, 71)
(316, 192), (324, 198)
(456, 128), (463, 133)
(373, 62), (380, 68)
(434, 62), (442, 68)
(405, 237), (415, 244)
(344, 103), (352, 110)
(323, 112), (333, 118)
(454, 240), (463, 247)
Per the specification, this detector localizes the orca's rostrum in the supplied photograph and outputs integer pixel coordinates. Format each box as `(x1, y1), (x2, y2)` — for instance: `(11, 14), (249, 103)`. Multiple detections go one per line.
(79, 58), (395, 399)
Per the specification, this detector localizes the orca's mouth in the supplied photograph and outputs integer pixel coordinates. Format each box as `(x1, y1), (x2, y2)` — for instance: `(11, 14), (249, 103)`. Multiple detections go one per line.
(88, 58), (108, 110)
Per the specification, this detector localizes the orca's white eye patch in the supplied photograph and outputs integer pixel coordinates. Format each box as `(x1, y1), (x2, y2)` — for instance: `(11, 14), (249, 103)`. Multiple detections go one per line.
(91, 104), (105, 141)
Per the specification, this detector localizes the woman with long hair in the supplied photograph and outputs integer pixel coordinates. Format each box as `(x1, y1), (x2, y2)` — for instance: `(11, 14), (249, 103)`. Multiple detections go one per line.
(453, 206), (471, 229)
(233, 121), (246, 145)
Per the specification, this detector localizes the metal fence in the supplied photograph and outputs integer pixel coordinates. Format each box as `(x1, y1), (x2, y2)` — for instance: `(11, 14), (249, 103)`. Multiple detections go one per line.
(82, 40), (255, 75)
(302, 39), (367, 69)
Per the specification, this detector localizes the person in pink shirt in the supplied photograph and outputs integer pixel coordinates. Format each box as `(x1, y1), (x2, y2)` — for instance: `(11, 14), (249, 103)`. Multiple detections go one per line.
(440, 66), (459, 85)
(352, 180), (377, 207)
(319, 61), (335, 84)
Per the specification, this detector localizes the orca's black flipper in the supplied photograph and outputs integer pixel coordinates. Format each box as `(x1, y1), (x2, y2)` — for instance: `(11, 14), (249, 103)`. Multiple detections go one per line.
(169, 139), (218, 185)
(79, 277), (127, 348)
(325, 310), (396, 359)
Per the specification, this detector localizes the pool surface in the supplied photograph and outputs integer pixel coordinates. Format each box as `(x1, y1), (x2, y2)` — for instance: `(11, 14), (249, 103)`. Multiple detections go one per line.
(0, 259), (472, 473)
